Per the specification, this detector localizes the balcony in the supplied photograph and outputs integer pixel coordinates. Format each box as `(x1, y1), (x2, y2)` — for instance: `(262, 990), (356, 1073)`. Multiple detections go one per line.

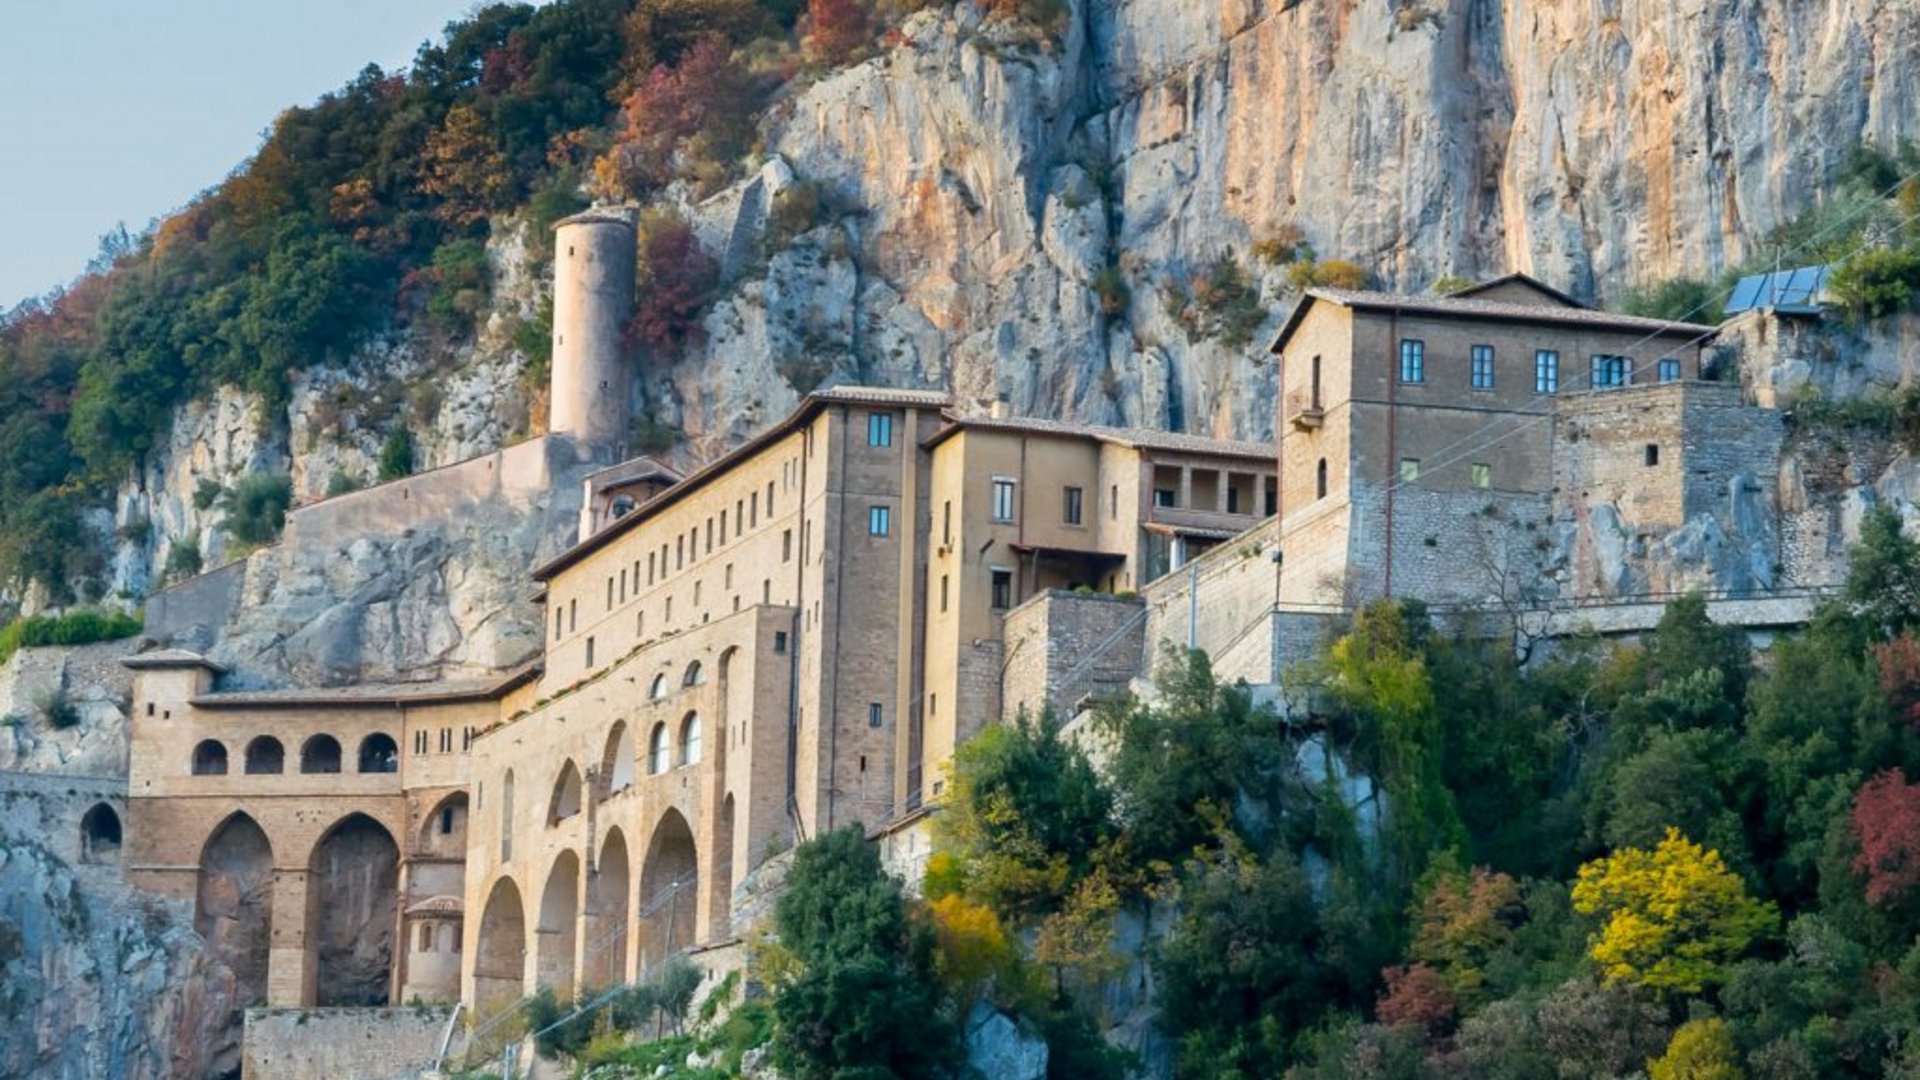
(1285, 389), (1325, 430)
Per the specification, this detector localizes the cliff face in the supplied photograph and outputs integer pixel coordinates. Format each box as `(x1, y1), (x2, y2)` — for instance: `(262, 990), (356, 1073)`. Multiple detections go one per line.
(100, 0), (1920, 682)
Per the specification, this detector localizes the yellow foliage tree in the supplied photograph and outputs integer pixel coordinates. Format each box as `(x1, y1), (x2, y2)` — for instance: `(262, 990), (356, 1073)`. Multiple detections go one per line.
(1648, 1018), (1744, 1080)
(927, 894), (1016, 1003)
(422, 105), (512, 225)
(1572, 828), (1776, 996)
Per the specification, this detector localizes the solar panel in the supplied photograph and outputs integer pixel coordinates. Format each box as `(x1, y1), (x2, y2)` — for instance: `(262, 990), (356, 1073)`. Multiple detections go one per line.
(1724, 265), (1832, 315)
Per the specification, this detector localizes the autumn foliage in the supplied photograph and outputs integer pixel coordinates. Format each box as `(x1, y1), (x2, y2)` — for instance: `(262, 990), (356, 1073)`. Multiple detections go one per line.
(1853, 768), (1920, 908)
(625, 212), (720, 361)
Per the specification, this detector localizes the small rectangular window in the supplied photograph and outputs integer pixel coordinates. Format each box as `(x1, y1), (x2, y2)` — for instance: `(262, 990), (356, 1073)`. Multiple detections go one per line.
(606, 577), (614, 610)
(991, 568), (1013, 610)
(585, 636), (595, 667)
(767, 481), (775, 516)
(1226, 486), (1241, 514)
(991, 479), (1017, 523)
(1645, 444), (1661, 467)
(868, 412), (893, 447)
(1470, 345), (1495, 390)
(869, 703), (884, 728)
(1399, 339), (1425, 384)
(774, 630), (789, 653)
(1064, 486), (1083, 525)
(751, 491), (759, 526)
(783, 529), (793, 562)
(1399, 458), (1420, 483)
(940, 574), (950, 613)
(942, 500), (952, 545)
(1591, 355), (1632, 389)
(1110, 484), (1119, 519)
(1266, 478), (1278, 516)
(1471, 463), (1491, 489)
(568, 598), (577, 632)
(1154, 488), (1176, 508)
(1535, 350), (1560, 394)
(1658, 357), (1681, 382)
(869, 506), (891, 537)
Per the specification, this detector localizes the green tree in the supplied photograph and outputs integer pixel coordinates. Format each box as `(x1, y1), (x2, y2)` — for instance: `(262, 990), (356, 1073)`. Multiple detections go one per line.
(769, 826), (961, 1079)
(379, 428), (416, 481)
(222, 473), (293, 547)
(1844, 503), (1920, 640)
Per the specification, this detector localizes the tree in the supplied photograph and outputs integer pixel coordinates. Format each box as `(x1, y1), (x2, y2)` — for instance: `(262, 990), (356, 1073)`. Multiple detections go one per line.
(1648, 1018), (1743, 1080)
(769, 826), (960, 1079)
(627, 211), (720, 362)
(421, 103), (513, 225)
(1409, 860), (1523, 1003)
(379, 428), (415, 481)
(1376, 962), (1457, 1036)
(603, 34), (763, 196)
(804, 0), (872, 64)
(936, 709), (1114, 917)
(1571, 828), (1777, 996)
(221, 473), (294, 547)
(1852, 769), (1920, 910)
(1845, 504), (1920, 640)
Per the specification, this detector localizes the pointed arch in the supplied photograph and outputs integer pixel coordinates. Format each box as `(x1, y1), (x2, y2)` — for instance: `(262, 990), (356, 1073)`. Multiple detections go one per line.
(196, 812), (274, 1009)
(308, 813), (399, 1006)
(602, 722), (636, 796)
(536, 849), (581, 997)
(549, 760), (584, 825)
(639, 809), (697, 969)
(418, 791), (468, 860)
(474, 876), (527, 1018)
(586, 827), (631, 989)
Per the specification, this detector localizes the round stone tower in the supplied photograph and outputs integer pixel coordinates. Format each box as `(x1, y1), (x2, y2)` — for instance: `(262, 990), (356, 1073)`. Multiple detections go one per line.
(549, 206), (638, 454)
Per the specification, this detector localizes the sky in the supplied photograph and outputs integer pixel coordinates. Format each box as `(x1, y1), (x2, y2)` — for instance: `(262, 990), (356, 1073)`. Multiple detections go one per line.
(0, 0), (491, 309)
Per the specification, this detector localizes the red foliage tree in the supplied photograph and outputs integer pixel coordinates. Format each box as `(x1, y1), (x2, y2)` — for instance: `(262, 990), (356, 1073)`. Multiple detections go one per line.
(805, 0), (872, 64)
(1377, 963), (1457, 1036)
(1874, 633), (1920, 728)
(1853, 768), (1920, 908)
(625, 213), (720, 361)
(605, 34), (763, 195)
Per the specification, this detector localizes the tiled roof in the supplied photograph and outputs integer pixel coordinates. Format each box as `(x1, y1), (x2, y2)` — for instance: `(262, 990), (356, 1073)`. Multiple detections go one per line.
(933, 414), (1273, 459)
(1273, 287), (1720, 354)
(812, 386), (951, 407)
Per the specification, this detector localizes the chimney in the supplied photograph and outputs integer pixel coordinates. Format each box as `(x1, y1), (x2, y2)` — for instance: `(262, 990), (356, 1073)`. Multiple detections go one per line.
(988, 398), (1012, 420)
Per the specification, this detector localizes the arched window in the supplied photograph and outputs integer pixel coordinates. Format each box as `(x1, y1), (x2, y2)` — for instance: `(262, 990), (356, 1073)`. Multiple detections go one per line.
(649, 674), (669, 701)
(649, 723), (671, 775)
(549, 760), (584, 824)
(682, 661), (704, 687)
(244, 736), (284, 775)
(604, 723), (636, 794)
(1316, 458), (1328, 500)
(80, 802), (122, 863)
(301, 734), (342, 774)
(191, 739), (228, 776)
(501, 770), (515, 862)
(679, 713), (702, 768)
(358, 733), (399, 774)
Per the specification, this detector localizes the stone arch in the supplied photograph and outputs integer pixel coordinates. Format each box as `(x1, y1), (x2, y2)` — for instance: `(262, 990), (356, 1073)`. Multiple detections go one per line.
(80, 802), (121, 863)
(602, 722), (636, 796)
(681, 660), (704, 687)
(308, 813), (400, 1006)
(191, 739), (227, 775)
(474, 876), (527, 1019)
(549, 760), (584, 825)
(648, 722), (671, 775)
(536, 849), (581, 997)
(418, 791), (469, 860)
(196, 812), (274, 1010)
(639, 809), (697, 969)
(585, 827), (631, 989)
(501, 769), (515, 862)
(357, 732), (399, 774)
(244, 735), (284, 775)
(710, 794), (735, 939)
(679, 711), (702, 768)
(301, 734), (342, 774)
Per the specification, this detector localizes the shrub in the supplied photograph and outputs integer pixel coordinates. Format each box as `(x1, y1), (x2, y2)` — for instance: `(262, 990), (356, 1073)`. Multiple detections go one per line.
(422, 238), (493, 334)
(1252, 224), (1311, 266)
(34, 689), (79, 731)
(1092, 266), (1131, 318)
(0, 609), (143, 665)
(163, 541), (203, 583)
(379, 429), (415, 482)
(1287, 258), (1372, 291)
(192, 479), (224, 511)
(1831, 244), (1920, 318)
(325, 471), (363, 498)
(1619, 276), (1714, 322)
(221, 473), (293, 547)
(628, 211), (721, 362)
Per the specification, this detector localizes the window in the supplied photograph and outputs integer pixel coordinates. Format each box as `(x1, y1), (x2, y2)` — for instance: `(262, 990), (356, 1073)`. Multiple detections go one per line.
(1227, 486), (1241, 514)
(766, 481), (775, 516)
(1063, 486), (1083, 525)
(414, 730), (428, 755)
(1471, 463), (1491, 489)
(782, 529), (793, 562)
(650, 673), (669, 700)
(869, 703), (884, 729)
(868, 412), (893, 447)
(869, 506), (891, 536)
(554, 609), (562, 641)
(585, 636), (595, 667)
(1470, 345), (1495, 389)
(606, 577), (614, 609)
(991, 478), (1017, 523)
(680, 713), (702, 767)
(1110, 484), (1119, 520)
(358, 733), (398, 774)
(1645, 444), (1660, 467)
(1399, 339), (1425, 384)
(991, 568), (1013, 610)
(1316, 458), (1328, 499)
(1265, 478), (1278, 515)
(1399, 458), (1420, 483)
(774, 630), (789, 653)
(940, 574), (950, 612)
(941, 501), (951, 545)
(676, 536), (684, 569)
(683, 661), (704, 687)
(419, 923), (435, 952)
(619, 569), (627, 603)
(1591, 355), (1632, 389)
(1535, 350), (1559, 394)
(245, 736), (284, 775)
(649, 724), (671, 774)
(1658, 357), (1682, 382)
(1154, 488), (1176, 508)
(568, 599), (576, 633)
(440, 728), (452, 753)
(1310, 354), (1323, 407)
(750, 491), (758, 526)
